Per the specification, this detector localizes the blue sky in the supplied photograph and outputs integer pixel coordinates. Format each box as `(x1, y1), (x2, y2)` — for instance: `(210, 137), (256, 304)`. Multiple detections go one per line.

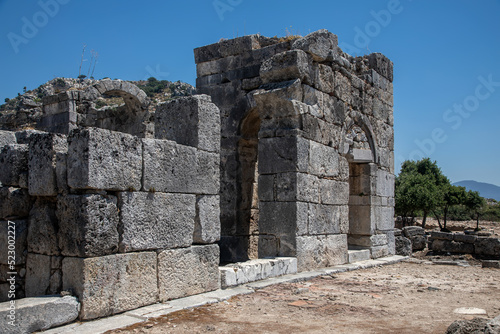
(0, 0), (499, 185)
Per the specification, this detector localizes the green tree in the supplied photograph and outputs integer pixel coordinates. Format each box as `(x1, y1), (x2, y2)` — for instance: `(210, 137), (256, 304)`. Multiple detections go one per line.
(465, 190), (486, 230)
(395, 158), (449, 229)
(438, 184), (467, 231)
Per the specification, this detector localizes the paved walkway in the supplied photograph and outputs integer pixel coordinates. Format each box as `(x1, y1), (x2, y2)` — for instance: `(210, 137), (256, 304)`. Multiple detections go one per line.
(43, 255), (407, 334)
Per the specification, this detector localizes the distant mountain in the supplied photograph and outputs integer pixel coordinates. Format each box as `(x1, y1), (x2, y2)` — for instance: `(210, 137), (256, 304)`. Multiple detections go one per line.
(453, 180), (500, 201)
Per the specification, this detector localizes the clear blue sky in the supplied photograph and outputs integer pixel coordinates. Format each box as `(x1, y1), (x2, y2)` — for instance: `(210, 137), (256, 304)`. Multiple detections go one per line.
(1, 0), (499, 185)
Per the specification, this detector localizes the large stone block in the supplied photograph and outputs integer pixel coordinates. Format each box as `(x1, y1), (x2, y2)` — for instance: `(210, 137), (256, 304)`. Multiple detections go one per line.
(28, 132), (67, 196)
(0, 220), (28, 265)
(0, 130), (16, 147)
(319, 179), (349, 205)
(349, 205), (375, 235)
(143, 139), (219, 194)
(475, 237), (500, 258)
(276, 172), (319, 203)
(25, 253), (61, 297)
(118, 192), (195, 252)
(194, 195), (221, 244)
(259, 201), (307, 256)
(259, 137), (309, 174)
(431, 239), (474, 254)
(292, 29), (338, 62)
(0, 144), (28, 187)
(155, 95), (220, 153)
(27, 198), (58, 255)
(367, 53), (393, 82)
(308, 204), (348, 235)
(158, 245), (220, 301)
(67, 128), (142, 191)
(296, 234), (348, 270)
(375, 206), (395, 231)
(260, 50), (312, 84)
(57, 194), (119, 257)
(62, 252), (158, 320)
(376, 169), (395, 197)
(0, 187), (32, 220)
(0, 296), (79, 334)
(395, 236), (412, 256)
(308, 141), (339, 177)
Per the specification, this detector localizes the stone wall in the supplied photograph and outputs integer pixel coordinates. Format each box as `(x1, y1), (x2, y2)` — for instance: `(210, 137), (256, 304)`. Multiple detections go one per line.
(195, 29), (395, 269)
(429, 232), (500, 259)
(1, 29), (397, 321)
(0, 93), (222, 320)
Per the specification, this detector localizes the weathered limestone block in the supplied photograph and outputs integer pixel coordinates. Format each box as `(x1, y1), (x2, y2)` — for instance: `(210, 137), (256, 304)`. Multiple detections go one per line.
(0, 130), (16, 147)
(67, 128), (142, 191)
(308, 204), (348, 235)
(319, 179), (349, 205)
(292, 29), (338, 62)
(259, 201), (307, 256)
(118, 192), (195, 252)
(27, 198), (58, 255)
(0, 220), (28, 265)
(312, 64), (334, 94)
(57, 194), (119, 257)
(375, 206), (395, 231)
(296, 234), (348, 270)
(0, 296), (79, 334)
(155, 95), (221, 153)
(196, 150), (220, 195)
(143, 139), (219, 194)
(376, 169), (395, 197)
(453, 233), (477, 244)
(367, 53), (394, 82)
(62, 252), (158, 320)
(276, 172), (319, 203)
(25, 253), (61, 297)
(158, 245), (220, 301)
(475, 237), (500, 258)
(333, 71), (352, 104)
(260, 50), (312, 84)
(430, 231), (454, 241)
(348, 234), (388, 247)
(395, 236), (412, 256)
(0, 144), (28, 187)
(0, 187), (32, 219)
(309, 141), (340, 177)
(431, 239), (474, 254)
(28, 132), (67, 196)
(259, 137), (304, 174)
(194, 195), (221, 244)
(371, 245), (390, 258)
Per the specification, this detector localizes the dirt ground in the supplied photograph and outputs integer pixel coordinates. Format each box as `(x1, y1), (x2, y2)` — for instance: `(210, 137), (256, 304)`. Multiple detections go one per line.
(108, 221), (500, 334)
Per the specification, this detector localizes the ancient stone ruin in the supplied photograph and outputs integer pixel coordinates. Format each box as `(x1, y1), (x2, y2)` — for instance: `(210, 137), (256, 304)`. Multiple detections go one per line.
(0, 29), (395, 321)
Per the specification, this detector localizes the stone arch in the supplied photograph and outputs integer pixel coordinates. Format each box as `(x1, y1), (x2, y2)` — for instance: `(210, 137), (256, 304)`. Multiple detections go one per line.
(91, 80), (149, 111)
(342, 112), (379, 164)
(85, 80), (151, 137)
